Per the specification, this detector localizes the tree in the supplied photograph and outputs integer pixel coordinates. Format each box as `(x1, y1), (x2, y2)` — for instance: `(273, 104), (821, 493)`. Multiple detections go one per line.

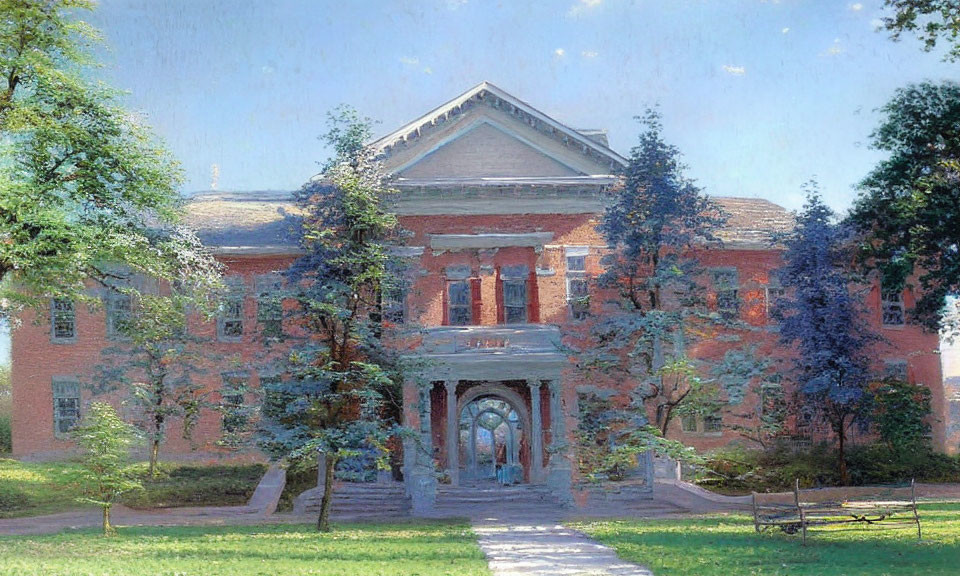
(93, 291), (213, 477)
(710, 347), (787, 449)
(258, 106), (404, 532)
(70, 402), (142, 535)
(881, 1), (960, 61)
(775, 187), (875, 485)
(849, 81), (960, 336)
(584, 109), (726, 437)
(0, 0), (221, 316)
(870, 377), (933, 453)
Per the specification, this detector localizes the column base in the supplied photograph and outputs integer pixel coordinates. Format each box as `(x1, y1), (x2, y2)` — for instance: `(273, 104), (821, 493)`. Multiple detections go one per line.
(408, 467), (437, 516)
(547, 465), (573, 506)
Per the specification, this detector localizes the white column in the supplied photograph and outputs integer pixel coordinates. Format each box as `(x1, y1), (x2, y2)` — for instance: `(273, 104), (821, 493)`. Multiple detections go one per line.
(527, 379), (544, 483)
(410, 381), (436, 516)
(444, 380), (459, 485)
(547, 378), (573, 504)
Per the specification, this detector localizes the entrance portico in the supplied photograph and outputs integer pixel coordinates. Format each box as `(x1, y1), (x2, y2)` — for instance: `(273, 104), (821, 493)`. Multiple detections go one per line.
(402, 325), (573, 514)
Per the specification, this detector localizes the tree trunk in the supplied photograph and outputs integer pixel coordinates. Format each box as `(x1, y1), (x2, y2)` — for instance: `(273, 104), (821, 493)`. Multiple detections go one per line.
(317, 456), (337, 532)
(149, 438), (160, 478)
(102, 504), (114, 536)
(837, 416), (849, 485)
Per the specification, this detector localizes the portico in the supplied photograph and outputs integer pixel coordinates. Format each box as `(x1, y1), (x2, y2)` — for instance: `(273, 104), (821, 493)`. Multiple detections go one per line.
(402, 325), (573, 514)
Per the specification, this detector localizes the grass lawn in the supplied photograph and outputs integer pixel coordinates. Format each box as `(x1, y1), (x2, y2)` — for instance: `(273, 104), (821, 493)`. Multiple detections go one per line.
(576, 502), (960, 576)
(0, 522), (490, 576)
(0, 459), (267, 518)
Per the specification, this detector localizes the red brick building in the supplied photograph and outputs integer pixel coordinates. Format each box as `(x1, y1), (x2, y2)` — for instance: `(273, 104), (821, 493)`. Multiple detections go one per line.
(10, 84), (955, 500)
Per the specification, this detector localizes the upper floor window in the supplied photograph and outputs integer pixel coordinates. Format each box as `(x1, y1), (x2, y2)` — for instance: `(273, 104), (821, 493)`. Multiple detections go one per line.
(881, 288), (905, 327)
(448, 280), (472, 326)
(884, 359), (908, 381)
(712, 268), (740, 318)
(51, 298), (76, 342)
(565, 248), (589, 320)
(256, 274), (283, 339)
(503, 279), (527, 324)
(104, 290), (133, 340)
(218, 277), (245, 342)
(382, 281), (405, 325)
(52, 377), (80, 438)
(764, 285), (785, 320)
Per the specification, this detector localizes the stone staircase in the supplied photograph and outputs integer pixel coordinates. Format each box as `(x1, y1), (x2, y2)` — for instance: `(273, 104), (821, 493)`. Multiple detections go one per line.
(430, 480), (567, 520)
(577, 482), (688, 517)
(293, 481), (411, 521)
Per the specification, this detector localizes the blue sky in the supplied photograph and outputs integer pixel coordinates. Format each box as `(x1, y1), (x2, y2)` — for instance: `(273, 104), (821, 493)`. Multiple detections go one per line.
(83, 0), (956, 214)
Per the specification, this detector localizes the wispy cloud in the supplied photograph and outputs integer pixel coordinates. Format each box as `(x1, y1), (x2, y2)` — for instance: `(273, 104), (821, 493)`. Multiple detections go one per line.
(582, 50), (599, 59)
(870, 18), (885, 30)
(567, 0), (602, 18)
(722, 65), (746, 76)
(399, 56), (419, 65)
(782, 27), (790, 34)
(826, 38), (843, 55)
(423, 67), (433, 75)
(850, 2), (863, 11)
(446, 0), (468, 9)
(555, 48), (566, 57)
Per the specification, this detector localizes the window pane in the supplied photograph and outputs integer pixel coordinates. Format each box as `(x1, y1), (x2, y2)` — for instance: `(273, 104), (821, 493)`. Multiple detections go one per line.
(504, 281), (526, 306)
(881, 289), (905, 326)
(106, 292), (133, 340)
(53, 379), (80, 437)
(52, 299), (75, 340)
(704, 416), (722, 433)
(566, 255), (586, 272)
(448, 281), (471, 326)
(680, 415), (697, 433)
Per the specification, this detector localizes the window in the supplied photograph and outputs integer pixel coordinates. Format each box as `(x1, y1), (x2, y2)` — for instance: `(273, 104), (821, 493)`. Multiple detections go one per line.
(52, 378), (80, 438)
(503, 279), (527, 324)
(712, 268), (739, 318)
(703, 415), (723, 433)
(680, 414), (698, 433)
(218, 278), (245, 341)
(566, 248), (589, 319)
(51, 298), (76, 342)
(256, 275), (283, 339)
(448, 280), (472, 326)
(220, 374), (248, 435)
(382, 282), (405, 324)
(764, 285), (785, 320)
(881, 288), (905, 327)
(884, 359), (908, 381)
(105, 291), (133, 340)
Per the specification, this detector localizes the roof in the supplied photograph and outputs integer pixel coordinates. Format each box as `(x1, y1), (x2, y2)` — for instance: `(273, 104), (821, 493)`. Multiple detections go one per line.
(182, 191), (794, 252)
(369, 81), (628, 169)
(711, 196), (795, 249)
(181, 191), (304, 254)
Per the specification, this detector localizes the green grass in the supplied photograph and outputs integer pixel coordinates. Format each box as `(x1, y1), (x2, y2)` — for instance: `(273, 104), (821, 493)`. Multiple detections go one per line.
(0, 459), (267, 518)
(0, 522), (490, 576)
(576, 503), (960, 576)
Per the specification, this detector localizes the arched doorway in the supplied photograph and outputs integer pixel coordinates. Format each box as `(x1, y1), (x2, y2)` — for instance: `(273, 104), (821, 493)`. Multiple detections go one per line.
(457, 385), (531, 484)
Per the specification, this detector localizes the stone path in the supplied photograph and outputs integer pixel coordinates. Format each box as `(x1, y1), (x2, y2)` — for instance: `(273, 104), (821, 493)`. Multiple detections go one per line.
(474, 520), (653, 576)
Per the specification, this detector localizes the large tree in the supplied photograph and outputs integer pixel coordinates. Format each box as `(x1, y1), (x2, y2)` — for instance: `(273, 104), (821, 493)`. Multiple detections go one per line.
(258, 106), (404, 532)
(881, 0), (960, 61)
(0, 0), (220, 314)
(849, 81), (960, 336)
(584, 109), (726, 437)
(776, 188), (874, 485)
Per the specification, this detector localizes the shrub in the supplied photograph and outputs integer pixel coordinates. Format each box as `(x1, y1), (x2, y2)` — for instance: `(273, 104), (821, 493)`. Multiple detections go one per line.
(870, 378), (932, 452)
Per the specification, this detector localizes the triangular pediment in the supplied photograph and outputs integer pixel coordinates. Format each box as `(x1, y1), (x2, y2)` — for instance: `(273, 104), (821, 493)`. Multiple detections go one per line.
(374, 82), (626, 180)
(397, 120), (581, 178)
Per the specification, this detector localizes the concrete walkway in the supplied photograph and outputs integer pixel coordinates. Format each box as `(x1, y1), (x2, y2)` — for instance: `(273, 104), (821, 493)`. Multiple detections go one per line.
(474, 520), (654, 576)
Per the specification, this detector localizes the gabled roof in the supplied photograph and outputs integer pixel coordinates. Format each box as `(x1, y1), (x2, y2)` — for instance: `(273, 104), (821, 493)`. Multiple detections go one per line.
(711, 197), (795, 249)
(369, 81), (628, 169)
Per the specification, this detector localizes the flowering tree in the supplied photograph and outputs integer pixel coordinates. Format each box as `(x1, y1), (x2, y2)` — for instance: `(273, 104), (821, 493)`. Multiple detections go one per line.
(775, 187), (874, 484)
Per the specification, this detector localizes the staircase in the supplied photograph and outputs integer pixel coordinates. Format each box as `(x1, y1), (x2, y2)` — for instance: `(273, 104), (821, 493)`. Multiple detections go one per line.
(430, 480), (566, 520)
(293, 481), (411, 521)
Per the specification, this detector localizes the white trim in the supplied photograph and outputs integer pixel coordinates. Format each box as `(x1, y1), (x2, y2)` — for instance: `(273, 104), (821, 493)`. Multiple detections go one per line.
(564, 246), (590, 257)
(429, 232), (553, 250)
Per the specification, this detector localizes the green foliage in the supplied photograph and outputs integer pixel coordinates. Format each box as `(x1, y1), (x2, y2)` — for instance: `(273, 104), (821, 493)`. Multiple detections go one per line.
(70, 402), (142, 535)
(870, 378), (932, 453)
(585, 109), (730, 437)
(579, 503), (960, 576)
(0, 522), (491, 576)
(576, 391), (702, 481)
(711, 348), (788, 448)
(0, 0), (222, 317)
(258, 107), (404, 531)
(882, 1), (960, 61)
(850, 81), (960, 336)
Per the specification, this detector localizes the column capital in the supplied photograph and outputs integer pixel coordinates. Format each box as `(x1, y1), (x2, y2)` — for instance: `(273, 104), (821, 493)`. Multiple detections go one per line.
(444, 380), (458, 393)
(547, 378), (562, 392)
(527, 378), (542, 391)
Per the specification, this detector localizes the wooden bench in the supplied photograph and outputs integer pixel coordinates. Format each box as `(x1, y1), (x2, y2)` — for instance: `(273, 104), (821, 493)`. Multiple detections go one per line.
(752, 479), (922, 545)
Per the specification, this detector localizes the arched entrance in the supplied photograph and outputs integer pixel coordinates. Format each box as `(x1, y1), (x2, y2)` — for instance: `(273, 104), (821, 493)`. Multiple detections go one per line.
(457, 384), (531, 484)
